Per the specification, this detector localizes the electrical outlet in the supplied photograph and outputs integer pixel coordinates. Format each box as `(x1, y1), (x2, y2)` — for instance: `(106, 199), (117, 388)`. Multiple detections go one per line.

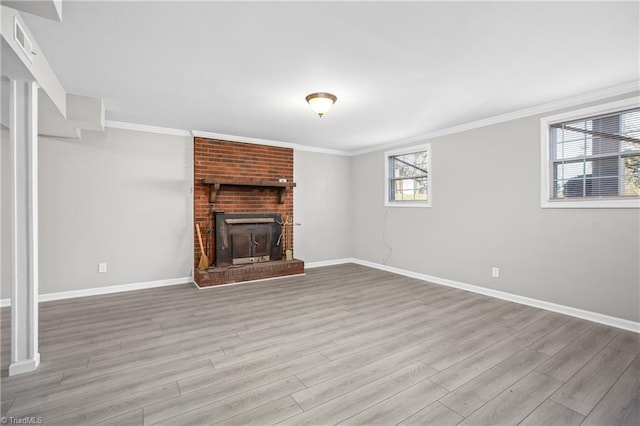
(98, 263), (107, 273)
(492, 267), (500, 278)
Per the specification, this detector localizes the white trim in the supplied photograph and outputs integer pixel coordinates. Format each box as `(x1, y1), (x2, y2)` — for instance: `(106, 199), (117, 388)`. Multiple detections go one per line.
(28, 80), (39, 361)
(384, 203), (431, 208)
(540, 97), (640, 209)
(9, 78), (19, 367)
(1, 277), (191, 306)
(348, 259), (639, 333)
(9, 80), (40, 375)
(352, 80), (640, 156)
(39, 277), (191, 302)
(192, 273), (306, 289)
(105, 82), (638, 157)
(8, 353), (40, 376)
(191, 130), (296, 149)
(541, 97), (640, 125)
(192, 129), (352, 156)
(3, 261), (637, 333)
(305, 258), (355, 268)
(541, 198), (640, 209)
(105, 120), (192, 137)
(103, 124), (351, 156)
(294, 145), (352, 156)
(384, 143), (432, 208)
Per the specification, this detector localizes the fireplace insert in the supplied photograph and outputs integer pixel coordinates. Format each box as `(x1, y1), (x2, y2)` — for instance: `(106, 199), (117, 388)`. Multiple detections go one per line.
(214, 213), (282, 266)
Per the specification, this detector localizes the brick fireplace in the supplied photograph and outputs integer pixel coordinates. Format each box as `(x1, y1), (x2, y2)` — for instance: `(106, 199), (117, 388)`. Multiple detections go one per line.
(193, 137), (304, 287)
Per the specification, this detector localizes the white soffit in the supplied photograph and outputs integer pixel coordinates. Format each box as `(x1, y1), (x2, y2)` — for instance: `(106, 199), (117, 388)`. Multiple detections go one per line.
(39, 92), (105, 138)
(2, 0), (62, 22)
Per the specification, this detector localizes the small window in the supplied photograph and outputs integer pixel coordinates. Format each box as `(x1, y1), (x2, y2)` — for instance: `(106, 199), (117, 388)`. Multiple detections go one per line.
(541, 98), (640, 208)
(385, 144), (431, 207)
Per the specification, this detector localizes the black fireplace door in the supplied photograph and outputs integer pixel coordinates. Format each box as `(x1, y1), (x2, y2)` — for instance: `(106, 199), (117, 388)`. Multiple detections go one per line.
(230, 225), (272, 264)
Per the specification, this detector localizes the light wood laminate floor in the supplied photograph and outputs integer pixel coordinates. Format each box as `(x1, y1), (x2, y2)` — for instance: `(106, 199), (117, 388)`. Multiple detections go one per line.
(1, 264), (638, 425)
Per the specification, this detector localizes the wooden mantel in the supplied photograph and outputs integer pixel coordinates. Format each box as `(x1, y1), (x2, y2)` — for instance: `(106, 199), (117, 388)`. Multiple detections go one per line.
(200, 179), (296, 204)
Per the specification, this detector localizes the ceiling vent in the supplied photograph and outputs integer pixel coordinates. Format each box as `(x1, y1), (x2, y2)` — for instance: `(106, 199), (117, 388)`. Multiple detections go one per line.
(13, 17), (35, 63)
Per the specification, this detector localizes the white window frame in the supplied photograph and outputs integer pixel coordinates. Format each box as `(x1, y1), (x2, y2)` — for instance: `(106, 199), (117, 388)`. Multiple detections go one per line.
(384, 143), (432, 208)
(540, 97), (640, 209)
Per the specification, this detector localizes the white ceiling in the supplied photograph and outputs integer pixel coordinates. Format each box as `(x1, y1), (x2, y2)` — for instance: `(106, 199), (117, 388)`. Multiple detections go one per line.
(22, 1), (639, 152)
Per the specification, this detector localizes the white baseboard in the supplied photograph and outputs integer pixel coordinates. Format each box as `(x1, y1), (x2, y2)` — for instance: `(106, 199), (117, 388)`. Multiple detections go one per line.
(0, 277), (191, 307)
(305, 258), (355, 268)
(2, 260), (637, 334)
(349, 258), (639, 333)
(8, 353), (40, 376)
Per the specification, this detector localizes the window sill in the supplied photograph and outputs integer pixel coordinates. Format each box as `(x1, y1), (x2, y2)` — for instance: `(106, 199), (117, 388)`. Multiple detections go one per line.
(541, 198), (640, 209)
(385, 202), (431, 208)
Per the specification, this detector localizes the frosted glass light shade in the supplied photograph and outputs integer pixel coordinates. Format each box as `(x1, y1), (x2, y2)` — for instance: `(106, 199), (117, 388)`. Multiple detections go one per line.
(305, 92), (337, 117)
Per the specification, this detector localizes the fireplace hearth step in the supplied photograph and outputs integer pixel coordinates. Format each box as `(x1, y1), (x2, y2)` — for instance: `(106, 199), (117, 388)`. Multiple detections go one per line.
(194, 259), (304, 288)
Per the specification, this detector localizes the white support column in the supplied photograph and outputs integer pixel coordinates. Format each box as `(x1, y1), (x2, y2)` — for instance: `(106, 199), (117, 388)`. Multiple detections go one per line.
(8, 79), (39, 376)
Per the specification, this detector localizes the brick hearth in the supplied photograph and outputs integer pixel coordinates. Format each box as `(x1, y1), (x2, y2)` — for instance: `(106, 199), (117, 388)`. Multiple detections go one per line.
(194, 259), (305, 287)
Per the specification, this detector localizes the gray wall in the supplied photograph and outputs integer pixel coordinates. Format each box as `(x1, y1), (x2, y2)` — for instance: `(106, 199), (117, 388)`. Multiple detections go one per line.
(2, 97), (637, 324)
(2, 128), (354, 299)
(17, 127), (193, 297)
(352, 95), (640, 322)
(294, 150), (352, 263)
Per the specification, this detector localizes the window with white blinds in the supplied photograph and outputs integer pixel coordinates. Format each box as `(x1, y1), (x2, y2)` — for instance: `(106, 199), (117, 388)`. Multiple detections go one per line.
(542, 99), (640, 208)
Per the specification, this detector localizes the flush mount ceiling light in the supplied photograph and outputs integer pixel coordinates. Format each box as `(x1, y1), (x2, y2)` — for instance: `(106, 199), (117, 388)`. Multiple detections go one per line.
(305, 92), (337, 118)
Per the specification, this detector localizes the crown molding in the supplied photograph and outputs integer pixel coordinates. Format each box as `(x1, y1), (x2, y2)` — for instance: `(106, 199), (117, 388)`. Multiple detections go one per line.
(192, 130), (296, 149)
(191, 130), (352, 156)
(106, 80), (638, 156)
(350, 80), (640, 156)
(105, 120), (192, 137)
(294, 144), (353, 156)
(104, 124), (350, 155)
